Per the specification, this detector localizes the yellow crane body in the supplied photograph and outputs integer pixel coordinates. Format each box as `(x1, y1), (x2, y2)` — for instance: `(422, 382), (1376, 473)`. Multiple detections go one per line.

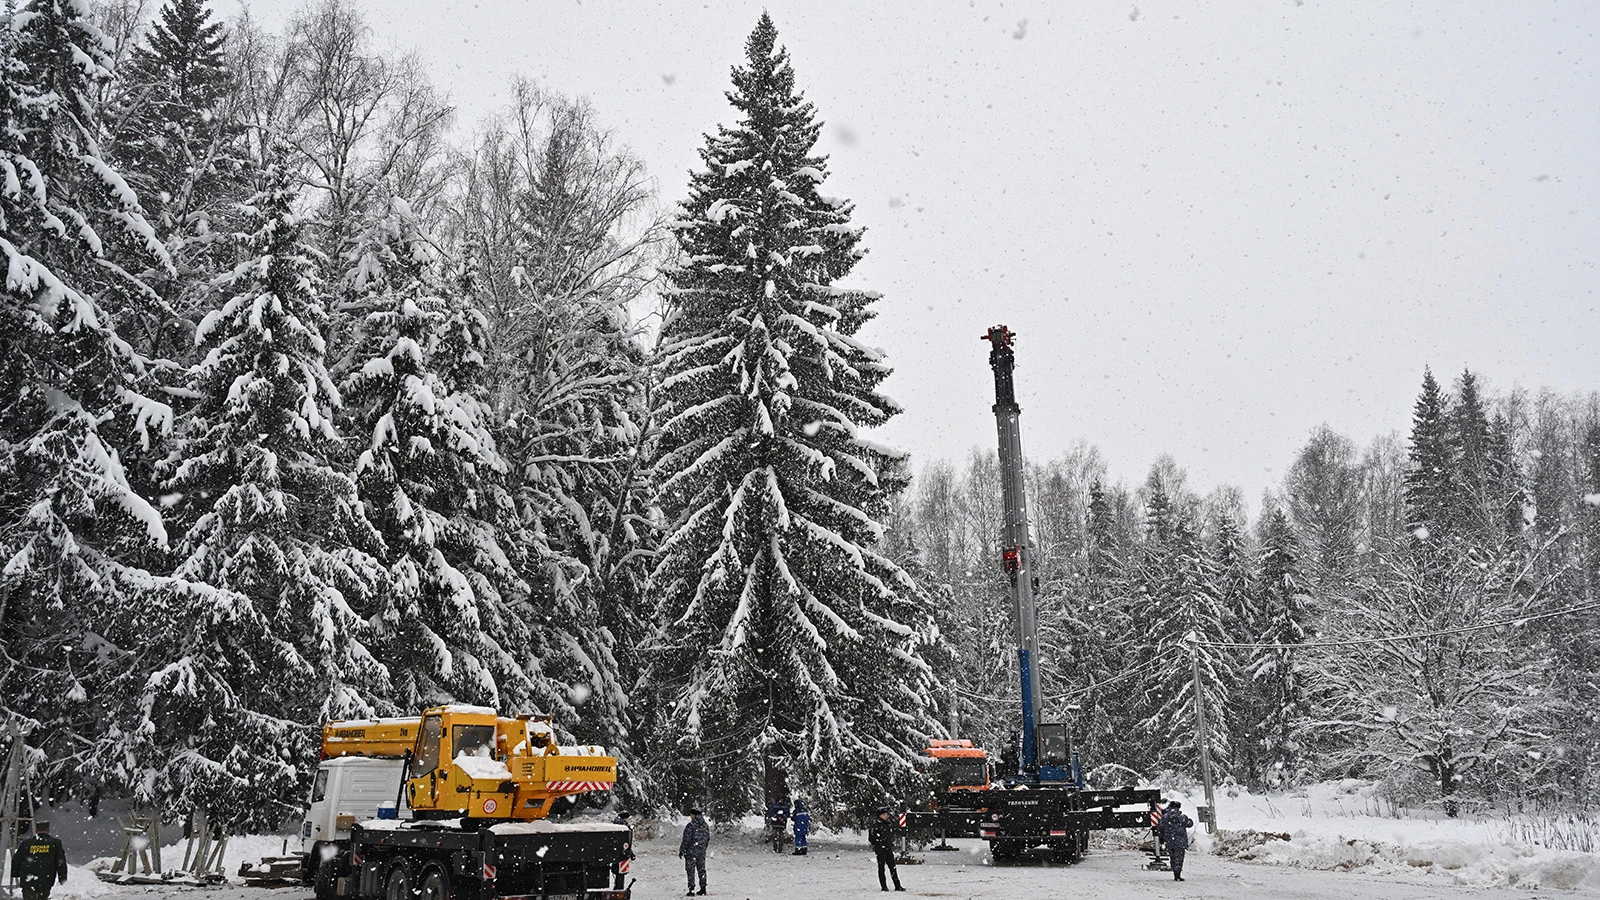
(320, 706), (616, 822)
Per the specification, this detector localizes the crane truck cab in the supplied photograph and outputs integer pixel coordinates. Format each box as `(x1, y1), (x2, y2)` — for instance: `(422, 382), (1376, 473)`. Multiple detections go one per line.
(927, 739), (990, 794)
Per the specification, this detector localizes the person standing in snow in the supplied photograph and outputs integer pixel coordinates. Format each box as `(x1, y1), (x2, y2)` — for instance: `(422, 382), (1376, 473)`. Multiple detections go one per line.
(791, 799), (810, 856)
(679, 808), (711, 896)
(11, 821), (67, 900)
(868, 808), (904, 892)
(612, 811), (635, 890)
(1156, 801), (1195, 881)
(766, 797), (791, 852)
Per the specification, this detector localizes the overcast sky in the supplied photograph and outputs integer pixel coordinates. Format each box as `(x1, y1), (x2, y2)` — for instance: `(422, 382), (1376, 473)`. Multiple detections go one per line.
(240, 0), (1600, 507)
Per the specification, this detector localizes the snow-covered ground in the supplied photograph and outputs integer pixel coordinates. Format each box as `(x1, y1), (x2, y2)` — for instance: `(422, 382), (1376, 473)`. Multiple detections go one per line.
(41, 782), (1600, 899)
(1170, 780), (1600, 892)
(47, 827), (1600, 900)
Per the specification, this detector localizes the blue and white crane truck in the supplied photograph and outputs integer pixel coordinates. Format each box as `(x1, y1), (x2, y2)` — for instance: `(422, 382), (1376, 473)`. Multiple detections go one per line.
(903, 326), (1159, 862)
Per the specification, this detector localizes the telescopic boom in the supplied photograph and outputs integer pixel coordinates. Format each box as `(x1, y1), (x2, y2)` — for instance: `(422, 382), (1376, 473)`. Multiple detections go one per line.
(982, 325), (1044, 775)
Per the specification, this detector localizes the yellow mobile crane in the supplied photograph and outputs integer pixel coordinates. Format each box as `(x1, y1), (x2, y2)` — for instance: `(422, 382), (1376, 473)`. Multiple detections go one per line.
(303, 705), (630, 900)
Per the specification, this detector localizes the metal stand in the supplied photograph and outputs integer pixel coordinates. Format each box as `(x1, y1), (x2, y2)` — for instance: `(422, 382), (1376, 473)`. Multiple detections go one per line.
(0, 720), (37, 900)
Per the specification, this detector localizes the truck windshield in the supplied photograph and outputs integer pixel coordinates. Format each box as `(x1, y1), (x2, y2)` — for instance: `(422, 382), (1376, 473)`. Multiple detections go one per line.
(934, 758), (987, 789)
(453, 725), (496, 759)
(310, 768), (329, 803)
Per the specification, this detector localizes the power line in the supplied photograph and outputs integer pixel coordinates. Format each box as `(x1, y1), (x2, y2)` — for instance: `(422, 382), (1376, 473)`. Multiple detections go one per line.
(951, 663), (1148, 708)
(950, 684), (1017, 705)
(1044, 665), (1149, 706)
(1193, 599), (1600, 651)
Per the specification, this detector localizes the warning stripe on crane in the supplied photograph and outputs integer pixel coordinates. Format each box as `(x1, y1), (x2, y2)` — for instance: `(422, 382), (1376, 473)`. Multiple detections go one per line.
(898, 812), (907, 828)
(547, 781), (610, 793)
(1150, 807), (1163, 827)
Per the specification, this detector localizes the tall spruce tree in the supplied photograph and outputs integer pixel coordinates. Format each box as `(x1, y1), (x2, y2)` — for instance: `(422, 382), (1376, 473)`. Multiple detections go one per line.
(645, 14), (938, 823)
(0, 0), (174, 799)
(1141, 515), (1231, 774)
(1404, 369), (1456, 539)
(160, 162), (390, 810)
(1251, 506), (1309, 788)
(339, 193), (541, 715)
(1125, 474), (1230, 775)
(107, 0), (246, 364)
(112, 0), (237, 232)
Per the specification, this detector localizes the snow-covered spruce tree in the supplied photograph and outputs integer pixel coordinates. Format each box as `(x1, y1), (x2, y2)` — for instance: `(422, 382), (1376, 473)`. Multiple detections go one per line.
(1125, 473), (1230, 776)
(1250, 505), (1310, 789)
(1404, 368), (1456, 540)
(153, 161), (390, 822)
(106, 0), (248, 360)
(645, 14), (939, 823)
(1071, 479), (1140, 773)
(110, 0), (239, 232)
(1206, 509), (1256, 783)
(339, 192), (541, 715)
(0, 0), (177, 799)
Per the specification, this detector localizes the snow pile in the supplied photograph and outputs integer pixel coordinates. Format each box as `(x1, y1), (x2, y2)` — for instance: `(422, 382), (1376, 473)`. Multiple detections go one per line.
(1224, 829), (1600, 890)
(1178, 780), (1600, 891)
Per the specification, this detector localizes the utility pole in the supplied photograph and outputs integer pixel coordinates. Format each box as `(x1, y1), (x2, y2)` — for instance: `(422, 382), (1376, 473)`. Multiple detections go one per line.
(1188, 634), (1219, 833)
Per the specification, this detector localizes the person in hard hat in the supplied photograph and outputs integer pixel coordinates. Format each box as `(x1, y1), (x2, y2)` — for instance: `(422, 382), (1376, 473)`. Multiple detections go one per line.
(1156, 801), (1195, 881)
(791, 799), (810, 856)
(11, 821), (67, 900)
(868, 808), (904, 892)
(679, 808), (710, 896)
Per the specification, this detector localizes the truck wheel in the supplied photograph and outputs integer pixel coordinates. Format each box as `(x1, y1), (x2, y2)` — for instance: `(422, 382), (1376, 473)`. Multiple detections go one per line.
(383, 865), (412, 900)
(314, 856), (340, 900)
(418, 868), (451, 900)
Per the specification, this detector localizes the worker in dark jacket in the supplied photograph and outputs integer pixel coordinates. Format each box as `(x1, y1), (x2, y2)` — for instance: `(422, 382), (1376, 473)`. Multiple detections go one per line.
(868, 808), (904, 892)
(791, 798), (810, 856)
(679, 808), (711, 895)
(611, 811), (635, 890)
(1157, 801), (1195, 881)
(11, 822), (67, 900)
(766, 798), (791, 852)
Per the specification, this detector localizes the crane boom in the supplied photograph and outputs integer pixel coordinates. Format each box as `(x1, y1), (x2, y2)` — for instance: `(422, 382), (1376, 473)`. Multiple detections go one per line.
(983, 325), (1044, 775)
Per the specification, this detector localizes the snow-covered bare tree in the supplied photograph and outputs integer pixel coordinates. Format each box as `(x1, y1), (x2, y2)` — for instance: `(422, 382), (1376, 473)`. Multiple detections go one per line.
(643, 14), (939, 823)
(449, 80), (663, 789)
(1316, 537), (1560, 815)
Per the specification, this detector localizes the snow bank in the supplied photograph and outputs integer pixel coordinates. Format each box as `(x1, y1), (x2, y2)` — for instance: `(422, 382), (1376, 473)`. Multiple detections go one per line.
(1177, 780), (1600, 891)
(1224, 829), (1600, 890)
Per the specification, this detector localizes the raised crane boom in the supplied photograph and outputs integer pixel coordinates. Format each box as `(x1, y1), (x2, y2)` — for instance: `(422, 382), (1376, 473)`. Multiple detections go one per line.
(983, 325), (1044, 776)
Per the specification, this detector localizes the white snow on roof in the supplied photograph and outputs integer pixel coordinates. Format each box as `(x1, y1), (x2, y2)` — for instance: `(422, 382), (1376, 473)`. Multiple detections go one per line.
(490, 821), (629, 836)
(555, 745), (609, 757)
(436, 704), (498, 715)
